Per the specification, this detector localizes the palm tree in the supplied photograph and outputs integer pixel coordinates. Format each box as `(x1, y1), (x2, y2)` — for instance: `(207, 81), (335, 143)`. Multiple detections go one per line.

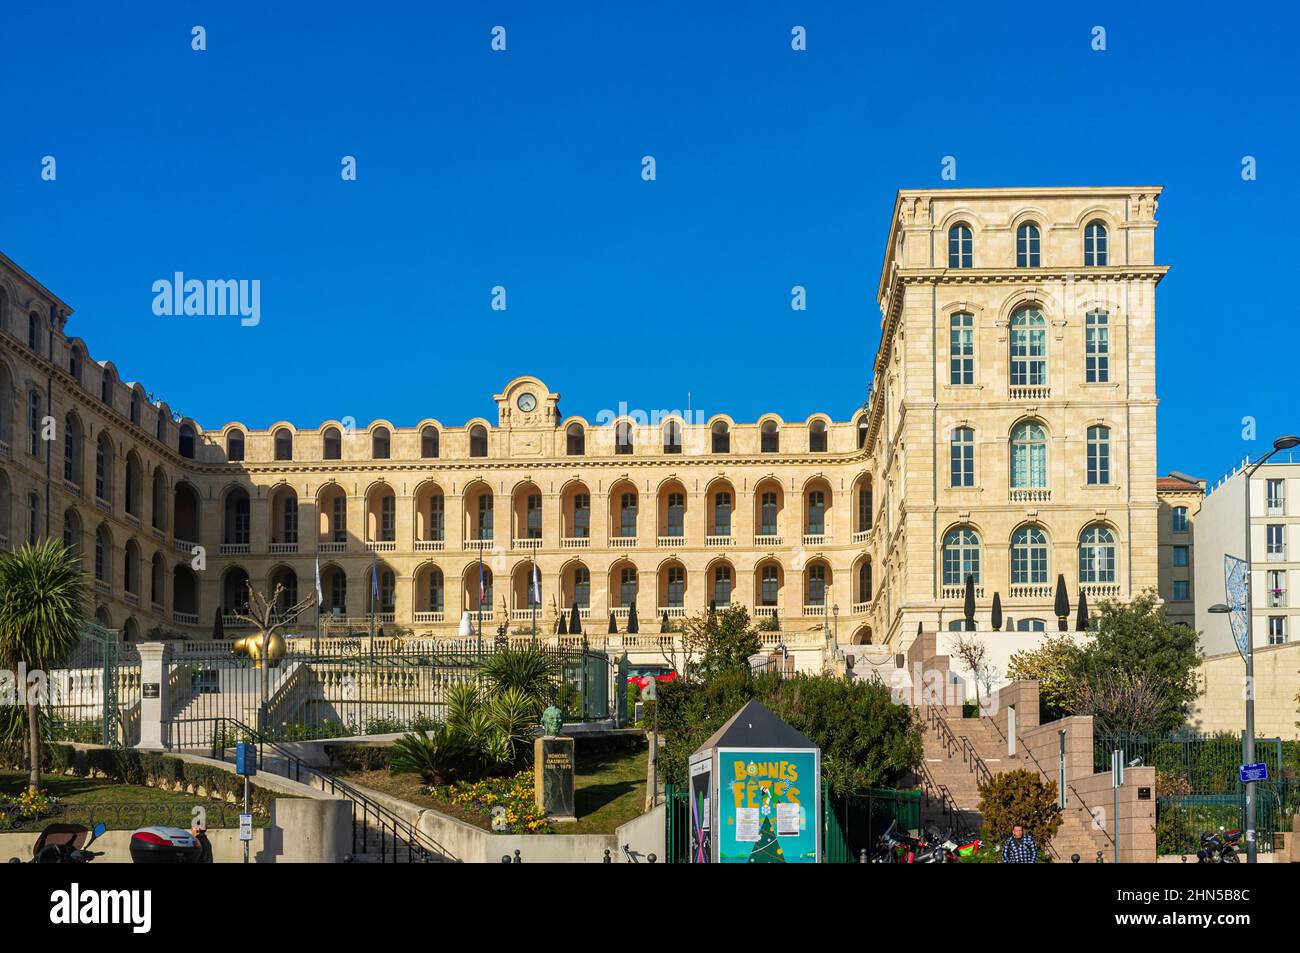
(0, 540), (88, 792)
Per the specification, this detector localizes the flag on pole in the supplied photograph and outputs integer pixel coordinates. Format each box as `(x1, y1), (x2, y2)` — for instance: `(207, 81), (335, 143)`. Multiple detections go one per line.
(478, 559), (486, 608)
(371, 551), (380, 605)
(531, 559), (541, 607)
(315, 555), (323, 606)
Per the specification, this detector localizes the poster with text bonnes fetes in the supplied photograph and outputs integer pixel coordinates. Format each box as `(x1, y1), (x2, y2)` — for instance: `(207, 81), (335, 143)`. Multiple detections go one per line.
(717, 748), (819, 863)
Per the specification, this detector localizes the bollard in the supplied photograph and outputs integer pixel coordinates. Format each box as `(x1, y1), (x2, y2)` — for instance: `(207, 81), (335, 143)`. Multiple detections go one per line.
(501, 855), (511, 864)
(1070, 854), (1080, 864)
(513, 849), (522, 864)
(647, 853), (657, 864)
(1095, 850), (1104, 863)
(859, 848), (868, 864)
(603, 849), (611, 863)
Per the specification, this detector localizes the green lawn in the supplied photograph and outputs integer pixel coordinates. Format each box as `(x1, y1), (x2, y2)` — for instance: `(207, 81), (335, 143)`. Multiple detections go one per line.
(336, 741), (649, 836)
(0, 770), (266, 831)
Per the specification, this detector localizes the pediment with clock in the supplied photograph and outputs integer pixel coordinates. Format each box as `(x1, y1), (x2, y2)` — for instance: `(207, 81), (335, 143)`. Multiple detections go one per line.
(494, 376), (561, 430)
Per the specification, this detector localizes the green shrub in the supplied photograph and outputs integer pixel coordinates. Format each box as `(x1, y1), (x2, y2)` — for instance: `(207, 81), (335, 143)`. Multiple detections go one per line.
(480, 647), (559, 714)
(324, 743), (390, 772)
(976, 768), (1063, 853)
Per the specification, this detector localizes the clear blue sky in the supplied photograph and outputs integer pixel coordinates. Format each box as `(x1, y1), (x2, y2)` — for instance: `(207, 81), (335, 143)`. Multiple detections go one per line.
(2, 1), (1296, 482)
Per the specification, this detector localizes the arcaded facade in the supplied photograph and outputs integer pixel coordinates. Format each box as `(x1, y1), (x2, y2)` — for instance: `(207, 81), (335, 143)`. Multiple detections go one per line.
(0, 186), (1168, 653)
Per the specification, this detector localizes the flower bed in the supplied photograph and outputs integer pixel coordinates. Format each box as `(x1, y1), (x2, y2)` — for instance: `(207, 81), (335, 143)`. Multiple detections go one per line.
(0, 787), (59, 830)
(429, 770), (550, 834)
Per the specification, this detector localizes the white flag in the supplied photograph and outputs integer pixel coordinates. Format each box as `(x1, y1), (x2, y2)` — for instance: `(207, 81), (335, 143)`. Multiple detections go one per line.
(315, 555), (324, 607)
(531, 561), (541, 604)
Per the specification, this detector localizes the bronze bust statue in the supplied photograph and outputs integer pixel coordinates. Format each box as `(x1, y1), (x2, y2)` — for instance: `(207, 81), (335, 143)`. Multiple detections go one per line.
(541, 705), (564, 737)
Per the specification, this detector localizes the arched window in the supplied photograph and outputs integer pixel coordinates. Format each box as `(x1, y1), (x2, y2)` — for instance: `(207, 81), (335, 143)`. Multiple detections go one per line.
(615, 421), (633, 455)
(372, 427), (390, 460)
(94, 525), (111, 583)
(760, 420), (779, 453)
(428, 568), (445, 613)
(1087, 425), (1111, 485)
(760, 564), (780, 606)
(1010, 422), (1048, 488)
(809, 420), (828, 453)
(179, 423), (196, 459)
(1016, 223), (1041, 267)
(1084, 220), (1108, 266)
(857, 418), (868, 449)
(948, 223), (972, 268)
(421, 426), (439, 459)
(63, 414), (82, 486)
(62, 509), (80, 552)
(1172, 506), (1189, 533)
(226, 431), (245, 461)
(573, 566), (590, 607)
(130, 391), (141, 426)
(273, 428), (293, 461)
(323, 427), (342, 460)
(27, 313), (40, 352)
(94, 436), (111, 501)
(566, 423), (585, 456)
(69, 347), (83, 383)
(156, 410), (166, 442)
(1011, 525), (1049, 584)
(858, 562), (873, 602)
(1009, 307), (1047, 389)
(711, 421), (730, 454)
(805, 564), (827, 607)
(665, 565), (685, 608)
(469, 425), (488, 458)
(950, 427), (975, 487)
(1079, 525), (1117, 583)
(942, 527), (981, 586)
(100, 369), (114, 407)
(663, 419), (682, 454)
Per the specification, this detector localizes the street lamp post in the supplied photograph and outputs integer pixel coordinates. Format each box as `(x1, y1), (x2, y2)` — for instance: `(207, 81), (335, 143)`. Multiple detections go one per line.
(1211, 433), (1299, 864)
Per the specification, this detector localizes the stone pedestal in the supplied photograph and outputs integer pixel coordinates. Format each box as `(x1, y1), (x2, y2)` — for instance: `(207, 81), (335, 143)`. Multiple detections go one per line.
(534, 735), (576, 821)
(136, 641), (173, 750)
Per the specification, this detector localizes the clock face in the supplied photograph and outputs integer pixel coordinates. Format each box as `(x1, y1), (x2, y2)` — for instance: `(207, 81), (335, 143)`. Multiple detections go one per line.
(516, 392), (537, 413)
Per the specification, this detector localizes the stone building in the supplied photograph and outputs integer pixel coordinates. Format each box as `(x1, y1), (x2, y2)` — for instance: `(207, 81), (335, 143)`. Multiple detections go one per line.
(1156, 472), (1204, 629)
(0, 186), (1170, 654)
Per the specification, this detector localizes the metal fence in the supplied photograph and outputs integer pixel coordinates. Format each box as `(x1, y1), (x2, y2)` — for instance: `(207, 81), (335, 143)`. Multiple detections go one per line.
(46, 623), (141, 747)
(166, 638), (613, 749)
(663, 781), (921, 863)
(1096, 732), (1300, 854)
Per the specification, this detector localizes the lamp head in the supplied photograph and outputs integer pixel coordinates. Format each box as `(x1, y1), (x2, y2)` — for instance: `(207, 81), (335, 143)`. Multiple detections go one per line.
(1208, 603), (1230, 614)
(1272, 435), (1300, 451)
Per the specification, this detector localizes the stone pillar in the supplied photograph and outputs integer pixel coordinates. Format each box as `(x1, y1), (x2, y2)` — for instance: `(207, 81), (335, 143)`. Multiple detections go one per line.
(136, 640), (173, 750)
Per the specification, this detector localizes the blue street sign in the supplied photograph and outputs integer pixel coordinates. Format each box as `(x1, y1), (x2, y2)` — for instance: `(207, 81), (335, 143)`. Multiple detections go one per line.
(235, 741), (257, 777)
(1239, 762), (1268, 783)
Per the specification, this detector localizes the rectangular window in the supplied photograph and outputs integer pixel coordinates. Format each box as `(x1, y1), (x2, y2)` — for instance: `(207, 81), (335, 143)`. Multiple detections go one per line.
(620, 566), (638, 606)
(949, 312), (974, 385)
(667, 492), (685, 537)
(429, 496), (445, 541)
(526, 493), (543, 539)
(760, 493), (778, 536)
(713, 492), (732, 536)
(1268, 616), (1287, 645)
(761, 567), (779, 606)
(1266, 479), (1285, 515)
(666, 566), (684, 607)
(620, 494), (637, 537)
(1085, 311), (1110, 383)
(1268, 570), (1286, 608)
(806, 565), (826, 606)
(857, 489), (872, 532)
(1087, 427), (1111, 486)
(332, 496), (347, 541)
(1172, 580), (1190, 601)
(950, 430), (974, 488)
(573, 493), (590, 538)
(1267, 524), (1285, 560)
(284, 498), (299, 545)
(573, 568), (590, 608)
(1171, 506), (1188, 533)
(806, 492), (825, 535)
(380, 496), (395, 541)
(1172, 545), (1189, 567)
(477, 496), (494, 540)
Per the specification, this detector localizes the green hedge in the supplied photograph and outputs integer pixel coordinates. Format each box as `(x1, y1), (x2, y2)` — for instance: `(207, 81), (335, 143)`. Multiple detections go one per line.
(4, 744), (274, 815)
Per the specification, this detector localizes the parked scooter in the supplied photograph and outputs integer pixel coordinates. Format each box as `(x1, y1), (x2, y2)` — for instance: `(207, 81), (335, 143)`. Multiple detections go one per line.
(1196, 828), (1242, 863)
(8, 822), (107, 864)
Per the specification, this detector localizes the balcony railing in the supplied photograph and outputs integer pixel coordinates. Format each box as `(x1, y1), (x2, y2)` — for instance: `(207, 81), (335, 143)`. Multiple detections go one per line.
(318, 540), (347, 554)
(941, 584), (985, 599)
(559, 606), (592, 620)
(657, 535), (686, 548)
(414, 539), (445, 552)
(222, 614), (254, 629)
(754, 534), (782, 547)
(561, 536), (590, 549)
(1080, 583), (1121, 598)
(1009, 385), (1051, 400)
(1009, 583), (1054, 598)
(803, 604), (827, 617)
(219, 543), (250, 556)
(658, 606), (686, 618)
(64, 479), (81, 496)
(464, 538), (494, 552)
(1009, 488), (1051, 503)
(123, 591), (139, 606)
(512, 537), (543, 551)
(366, 540), (396, 552)
(1266, 498), (1285, 516)
(705, 534), (732, 547)
(413, 611), (445, 624)
(851, 529), (871, 544)
(802, 533), (827, 547)
(1268, 589), (1287, 608)
(851, 601), (870, 615)
(754, 605), (782, 619)
(269, 541), (298, 555)
(609, 536), (638, 548)
(173, 611), (199, 626)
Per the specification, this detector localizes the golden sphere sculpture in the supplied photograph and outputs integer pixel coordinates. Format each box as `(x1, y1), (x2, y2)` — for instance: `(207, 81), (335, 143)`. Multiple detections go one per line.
(231, 631), (287, 668)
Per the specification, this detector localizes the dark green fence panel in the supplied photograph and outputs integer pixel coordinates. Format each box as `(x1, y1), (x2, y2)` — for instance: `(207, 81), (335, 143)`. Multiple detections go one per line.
(665, 783), (689, 863)
(823, 784), (922, 863)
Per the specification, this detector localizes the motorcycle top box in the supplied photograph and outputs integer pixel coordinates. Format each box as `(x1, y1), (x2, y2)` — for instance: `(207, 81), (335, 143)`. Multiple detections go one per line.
(129, 826), (201, 864)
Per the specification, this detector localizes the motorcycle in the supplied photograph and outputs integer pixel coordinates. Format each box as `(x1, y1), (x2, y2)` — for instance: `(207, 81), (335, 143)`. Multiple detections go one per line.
(8, 822), (107, 864)
(1196, 828), (1242, 863)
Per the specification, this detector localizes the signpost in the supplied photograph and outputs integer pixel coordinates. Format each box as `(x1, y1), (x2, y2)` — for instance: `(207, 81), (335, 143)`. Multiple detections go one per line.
(235, 741), (256, 864)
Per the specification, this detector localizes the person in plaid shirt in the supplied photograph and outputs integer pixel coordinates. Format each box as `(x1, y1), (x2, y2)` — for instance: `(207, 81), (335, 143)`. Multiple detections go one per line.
(1001, 824), (1038, 863)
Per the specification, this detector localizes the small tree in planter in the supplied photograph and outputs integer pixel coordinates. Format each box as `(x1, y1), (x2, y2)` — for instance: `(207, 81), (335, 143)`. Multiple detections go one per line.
(976, 768), (1063, 856)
